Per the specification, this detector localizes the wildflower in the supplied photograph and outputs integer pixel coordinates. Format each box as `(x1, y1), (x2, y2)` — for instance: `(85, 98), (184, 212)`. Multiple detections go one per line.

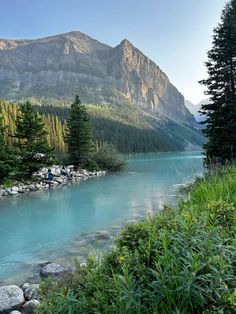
(117, 256), (124, 263)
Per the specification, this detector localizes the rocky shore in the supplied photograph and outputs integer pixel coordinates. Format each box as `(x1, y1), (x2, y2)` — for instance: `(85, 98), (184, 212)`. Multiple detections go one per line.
(0, 262), (74, 314)
(0, 165), (107, 198)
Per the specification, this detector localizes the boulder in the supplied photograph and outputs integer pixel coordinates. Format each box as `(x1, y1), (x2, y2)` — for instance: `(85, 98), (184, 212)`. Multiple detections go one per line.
(9, 190), (18, 196)
(28, 185), (37, 192)
(18, 188), (25, 194)
(40, 263), (71, 279)
(21, 283), (30, 291)
(22, 300), (40, 314)
(35, 184), (42, 190)
(0, 285), (24, 314)
(22, 284), (39, 301)
(55, 177), (64, 184)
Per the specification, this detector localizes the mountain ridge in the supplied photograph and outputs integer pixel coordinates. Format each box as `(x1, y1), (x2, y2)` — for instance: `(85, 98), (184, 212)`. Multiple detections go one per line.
(0, 30), (195, 126)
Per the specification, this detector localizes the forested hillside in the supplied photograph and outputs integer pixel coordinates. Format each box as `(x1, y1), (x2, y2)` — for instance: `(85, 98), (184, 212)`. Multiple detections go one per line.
(0, 99), (204, 154)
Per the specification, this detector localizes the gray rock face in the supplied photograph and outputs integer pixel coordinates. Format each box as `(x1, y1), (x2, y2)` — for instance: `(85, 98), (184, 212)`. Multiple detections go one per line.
(40, 263), (71, 279)
(0, 285), (24, 314)
(22, 300), (39, 314)
(0, 31), (195, 125)
(22, 284), (39, 301)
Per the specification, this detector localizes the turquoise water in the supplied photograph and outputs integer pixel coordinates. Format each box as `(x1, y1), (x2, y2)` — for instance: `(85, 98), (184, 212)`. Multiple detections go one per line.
(0, 152), (203, 284)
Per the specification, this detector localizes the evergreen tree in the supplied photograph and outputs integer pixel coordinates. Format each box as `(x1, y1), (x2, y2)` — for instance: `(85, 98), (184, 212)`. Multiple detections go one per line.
(15, 102), (53, 176)
(65, 95), (93, 168)
(0, 115), (16, 183)
(200, 0), (236, 163)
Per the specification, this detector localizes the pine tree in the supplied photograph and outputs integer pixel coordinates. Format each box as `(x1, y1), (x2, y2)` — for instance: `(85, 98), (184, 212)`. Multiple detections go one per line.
(0, 115), (16, 183)
(15, 102), (53, 177)
(65, 95), (93, 168)
(200, 0), (236, 163)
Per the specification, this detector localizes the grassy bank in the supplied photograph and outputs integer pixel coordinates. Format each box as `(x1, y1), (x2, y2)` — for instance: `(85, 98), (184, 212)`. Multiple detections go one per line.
(37, 166), (236, 314)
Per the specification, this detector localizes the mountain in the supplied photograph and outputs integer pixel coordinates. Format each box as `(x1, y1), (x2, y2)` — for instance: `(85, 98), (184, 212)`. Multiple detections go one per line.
(185, 99), (208, 122)
(0, 31), (195, 126)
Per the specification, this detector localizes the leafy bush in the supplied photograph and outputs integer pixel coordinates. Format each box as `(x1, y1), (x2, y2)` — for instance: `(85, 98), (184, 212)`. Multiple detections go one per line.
(93, 143), (126, 171)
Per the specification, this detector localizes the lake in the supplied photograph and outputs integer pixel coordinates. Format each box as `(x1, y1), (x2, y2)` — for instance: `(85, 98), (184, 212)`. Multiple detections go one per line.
(0, 151), (203, 284)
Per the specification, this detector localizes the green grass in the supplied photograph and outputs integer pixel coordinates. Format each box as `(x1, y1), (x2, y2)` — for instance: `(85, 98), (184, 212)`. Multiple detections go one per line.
(37, 165), (236, 314)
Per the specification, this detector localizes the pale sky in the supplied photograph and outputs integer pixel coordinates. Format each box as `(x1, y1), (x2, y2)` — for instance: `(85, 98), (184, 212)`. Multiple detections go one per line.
(0, 0), (227, 103)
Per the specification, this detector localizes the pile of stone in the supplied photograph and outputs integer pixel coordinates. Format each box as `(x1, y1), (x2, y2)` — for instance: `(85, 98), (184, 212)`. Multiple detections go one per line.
(0, 262), (73, 314)
(0, 165), (106, 198)
(0, 283), (40, 314)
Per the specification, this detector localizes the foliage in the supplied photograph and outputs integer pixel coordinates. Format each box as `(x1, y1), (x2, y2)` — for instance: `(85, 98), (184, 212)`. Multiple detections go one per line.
(65, 96), (94, 168)
(14, 102), (53, 177)
(0, 115), (17, 183)
(37, 165), (236, 314)
(0, 99), (204, 154)
(200, 0), (236, 163)
(93, 143), (126, 171)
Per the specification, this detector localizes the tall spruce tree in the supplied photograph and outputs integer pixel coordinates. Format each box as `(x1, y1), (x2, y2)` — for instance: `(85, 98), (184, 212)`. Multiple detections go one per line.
(0, 115), (16, 183)
(200, 0), (236, 163)
(15, 102), (53, 176)
(65, 95), (93, 168)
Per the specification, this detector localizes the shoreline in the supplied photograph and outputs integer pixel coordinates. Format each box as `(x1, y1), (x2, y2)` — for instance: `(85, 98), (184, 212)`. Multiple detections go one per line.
(0, 165), (107, 199)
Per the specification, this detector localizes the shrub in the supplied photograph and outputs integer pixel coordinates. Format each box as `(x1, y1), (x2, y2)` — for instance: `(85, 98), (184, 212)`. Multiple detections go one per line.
(93, 143), (126, 171)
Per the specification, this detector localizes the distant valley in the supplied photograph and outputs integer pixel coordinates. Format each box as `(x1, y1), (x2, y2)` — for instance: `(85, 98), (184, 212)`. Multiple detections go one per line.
(185, 99), (208, 122)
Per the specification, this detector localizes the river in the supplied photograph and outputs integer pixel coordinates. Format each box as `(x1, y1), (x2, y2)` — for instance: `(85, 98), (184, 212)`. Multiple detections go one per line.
(0, 151), (203, 284)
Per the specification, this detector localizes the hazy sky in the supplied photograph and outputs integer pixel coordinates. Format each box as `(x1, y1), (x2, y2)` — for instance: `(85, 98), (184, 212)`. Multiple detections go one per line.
(0, 0), (227, 103)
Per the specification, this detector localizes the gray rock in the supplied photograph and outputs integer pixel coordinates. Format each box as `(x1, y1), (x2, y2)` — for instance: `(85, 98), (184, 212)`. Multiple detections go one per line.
(9, 311), (22, 314)
(18, 188), (25, 194)
(0, 285), (24, 314)
(37, 261), (51, 267)
(28, 185), (37, 192)
(40, 263), (71, 279)
(22, 300), (40, 314)
(55, 177), (64, 184)
(8, 191), (18, 196)
(35, 184), (42, 190)
(23, 284), (39, 301)
(21, 283), (30, 291)
(2, 190), (8, 196)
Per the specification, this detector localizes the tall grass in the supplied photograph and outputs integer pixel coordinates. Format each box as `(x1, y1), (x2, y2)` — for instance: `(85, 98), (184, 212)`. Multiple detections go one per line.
(37, 166), (236, 314)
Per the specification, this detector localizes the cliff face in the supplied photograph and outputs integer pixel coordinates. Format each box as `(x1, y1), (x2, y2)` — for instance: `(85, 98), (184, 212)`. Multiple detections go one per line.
(0, 31), (195, 125)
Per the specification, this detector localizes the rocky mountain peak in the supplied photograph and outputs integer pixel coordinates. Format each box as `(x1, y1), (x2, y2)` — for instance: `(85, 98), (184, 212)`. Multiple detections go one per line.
(119, 39), (133, 48)
(0, 31), (195, 125)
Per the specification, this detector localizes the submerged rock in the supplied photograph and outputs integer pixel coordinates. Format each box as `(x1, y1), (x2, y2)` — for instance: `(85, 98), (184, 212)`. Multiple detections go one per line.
(40, 263), (71, 279)
(96, 230), (111, 240)
(0, 285), (24, 314)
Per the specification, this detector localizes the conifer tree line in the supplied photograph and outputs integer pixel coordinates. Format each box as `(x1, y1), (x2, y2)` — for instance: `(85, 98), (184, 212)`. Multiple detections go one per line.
(200, 0), (236, 163)
(0, 99), (201, 156)
(0, 96), (124, 183)
(0, 101), (54, 182)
